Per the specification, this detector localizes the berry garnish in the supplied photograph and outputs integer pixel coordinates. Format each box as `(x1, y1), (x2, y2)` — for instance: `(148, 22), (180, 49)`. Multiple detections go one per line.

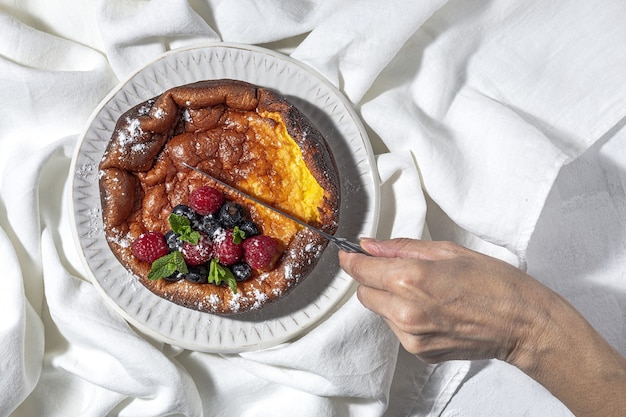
(243, 235), (277, 269)
(213, 228), (243, 266)
(184, 265), (209, 284)
(238, 220), (259, 238)
(164, 271), (184, 282)
(197, 214), (221, 236)
(189, 186), (224, 215)
(172, 204), (198, 225)
(181, 232), (213, 266)
(138, 186), (270, 294)
(164, 230), (183, 252)
(132, 232), (169, 263)
(231, 262), (252, 282)
(218, 201), (245, 228)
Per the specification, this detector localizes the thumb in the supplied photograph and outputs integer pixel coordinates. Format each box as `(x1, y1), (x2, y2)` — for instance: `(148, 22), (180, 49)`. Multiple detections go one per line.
(360, 238), (460, 261)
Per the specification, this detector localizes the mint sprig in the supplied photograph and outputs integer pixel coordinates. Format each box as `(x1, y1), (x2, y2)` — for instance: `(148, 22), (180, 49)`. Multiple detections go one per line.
(168, 213), (200, 244)
(232, 226), (246, 244)
(148, 251), (188, 280)
(208, 258), (238, 293)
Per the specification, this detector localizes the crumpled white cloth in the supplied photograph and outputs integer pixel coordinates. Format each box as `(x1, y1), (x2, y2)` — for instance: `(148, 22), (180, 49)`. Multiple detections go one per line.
(1, 0), (625, 416)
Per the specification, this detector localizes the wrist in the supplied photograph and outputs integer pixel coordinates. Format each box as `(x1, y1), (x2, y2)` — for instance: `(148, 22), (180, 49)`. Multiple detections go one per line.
(505, 288), (571, 378)
(506, 287), (626, 416)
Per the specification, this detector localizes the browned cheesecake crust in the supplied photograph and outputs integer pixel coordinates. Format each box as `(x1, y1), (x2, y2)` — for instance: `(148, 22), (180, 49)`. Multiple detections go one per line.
(99, 79), (340, 314)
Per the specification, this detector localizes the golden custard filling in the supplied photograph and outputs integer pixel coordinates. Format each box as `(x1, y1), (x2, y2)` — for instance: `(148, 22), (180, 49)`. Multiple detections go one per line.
(236, 111), (325, 245)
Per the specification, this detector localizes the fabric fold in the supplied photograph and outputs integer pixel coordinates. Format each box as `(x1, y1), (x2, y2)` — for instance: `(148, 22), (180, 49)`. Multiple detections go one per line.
(98, 0), (219, 79)
(292, 0), (449, 104)
(0, 227), (44, 417)
(3, 0), (625, 416)
(360, 0), (626, 264)
(38, 228), (202, 417)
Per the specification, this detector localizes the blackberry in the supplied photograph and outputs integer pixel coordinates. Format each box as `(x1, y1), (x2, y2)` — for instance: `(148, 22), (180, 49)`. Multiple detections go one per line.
(184, 265), (209, 284)
(231, 262), (252, 282)
(164, 230), (183, 252)
(218, 201), (245, 228)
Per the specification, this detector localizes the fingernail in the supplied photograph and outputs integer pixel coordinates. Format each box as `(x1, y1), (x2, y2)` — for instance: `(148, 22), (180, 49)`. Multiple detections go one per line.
(359, 237), (377, 247)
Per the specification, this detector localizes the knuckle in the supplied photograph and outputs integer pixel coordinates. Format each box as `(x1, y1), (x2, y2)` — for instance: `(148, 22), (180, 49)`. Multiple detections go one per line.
(355, 285), (371, 306)
(342, 254), (365, 279)
(399, 334), (430, 358)
(392, 304), (422, 333)
(435, 240), (463, 257)
(401, 335), (445, 364)
(383, 259), (425, 294)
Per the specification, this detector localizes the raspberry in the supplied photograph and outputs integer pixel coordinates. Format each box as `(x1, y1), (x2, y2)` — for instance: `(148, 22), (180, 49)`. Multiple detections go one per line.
(182, 232), (213, 266)
(132, 232), (169, 263)
(243, 235), (277, 269)
(189, 186), (224, 216)
(213, 228), (243, 266)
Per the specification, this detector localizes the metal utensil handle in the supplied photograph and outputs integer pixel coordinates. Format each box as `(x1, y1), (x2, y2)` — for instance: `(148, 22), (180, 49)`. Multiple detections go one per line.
(182, 162), (371, 256)
(332, 237), (371, 256)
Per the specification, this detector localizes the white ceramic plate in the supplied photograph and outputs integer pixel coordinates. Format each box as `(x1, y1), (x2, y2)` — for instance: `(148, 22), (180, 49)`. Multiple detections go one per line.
(69, 43), (379, 353)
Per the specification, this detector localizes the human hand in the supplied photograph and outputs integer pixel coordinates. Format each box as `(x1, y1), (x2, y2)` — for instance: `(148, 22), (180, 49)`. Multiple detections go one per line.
(340, 238), (626, 417)
(338, 238), (555, 365)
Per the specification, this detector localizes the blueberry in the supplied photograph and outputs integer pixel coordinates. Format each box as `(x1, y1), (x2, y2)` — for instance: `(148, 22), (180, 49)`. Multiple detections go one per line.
(238, 220), (259, 238)
(164, 230), (183, 252)
(172, 204), (198, 225)
(231, 262), (252, 282)
(198, 214), (221, 236)
(218, 202), (245, 228)
(184, 265), (209, 284)
(164, 271), (184, 282)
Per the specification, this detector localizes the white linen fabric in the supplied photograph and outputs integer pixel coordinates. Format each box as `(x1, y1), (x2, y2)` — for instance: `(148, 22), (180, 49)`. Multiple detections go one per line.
(1, 1), (625, 416)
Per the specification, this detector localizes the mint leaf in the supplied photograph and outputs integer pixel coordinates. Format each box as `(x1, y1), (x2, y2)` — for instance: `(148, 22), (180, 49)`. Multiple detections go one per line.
(168, 213), (200, 244)
(208, 258), (238, 294)
(232, 226), (246, 244)
(171, 251), (188, 274)
(148, 251), (188, 280)
(225, 274), (238, 293)
(168, 213), (189, 231)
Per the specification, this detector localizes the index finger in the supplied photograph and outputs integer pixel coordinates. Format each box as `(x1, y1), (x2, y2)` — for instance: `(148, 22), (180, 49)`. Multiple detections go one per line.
(338, 249), (419, 292)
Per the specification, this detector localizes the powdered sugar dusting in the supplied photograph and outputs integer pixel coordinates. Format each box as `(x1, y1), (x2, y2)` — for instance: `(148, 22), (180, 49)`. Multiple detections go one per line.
(212, 228), (226, 245)
(229, 291), (242, 312)
(107, 228), (132, 248)
(153, 107), (165, 119)
(138, 100), (154, 116)
(182, 108), (192, 122)
(283, 263), (294, 280)
(75, 162), (95, 181)
(251, 288), (268, 309)
(116, 117), (143, 148)
(85, 207), (103, 238)
(207, 293), (219, 307)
